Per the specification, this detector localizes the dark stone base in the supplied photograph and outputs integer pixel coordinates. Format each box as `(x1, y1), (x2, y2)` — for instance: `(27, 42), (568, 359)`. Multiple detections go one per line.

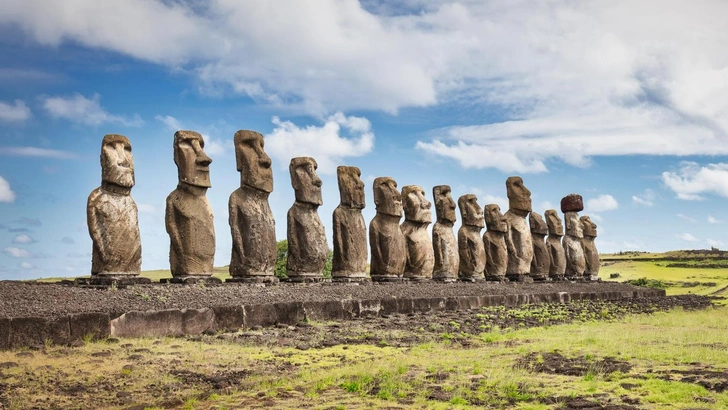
(371, 276), (405, 283)
(283, 277), (331, 283)
(75, 276), (152, 288)
(550, 275), (567, 282)
(459, 276), (485, 283)
(432, 277), (458, 283)
(405, 277), (431, 282)
(226, 276), (279, 284)
(485, 275), (507, 282)
(507, 274), (534, 283)
(530, 275), (550, 282)
(331, 277), (371, 283)
(161, 276), (222, 285)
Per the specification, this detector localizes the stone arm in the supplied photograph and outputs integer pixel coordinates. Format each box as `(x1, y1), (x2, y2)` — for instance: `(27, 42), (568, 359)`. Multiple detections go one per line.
(369, 221), (388, 270)
(228, 193), (244, 257)
(333, 210), (345, 257)
(504, 220), (516, 258)
(165, 196), (183, 260)
(286, 208), (299, 268)
(86, 191), (105, 263)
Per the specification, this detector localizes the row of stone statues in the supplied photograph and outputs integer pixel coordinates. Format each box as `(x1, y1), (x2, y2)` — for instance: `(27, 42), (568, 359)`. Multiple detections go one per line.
(87, 131), (600, 284)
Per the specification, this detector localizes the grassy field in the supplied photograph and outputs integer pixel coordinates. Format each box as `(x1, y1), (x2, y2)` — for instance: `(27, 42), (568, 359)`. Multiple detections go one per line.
(1, 307), (726, 409)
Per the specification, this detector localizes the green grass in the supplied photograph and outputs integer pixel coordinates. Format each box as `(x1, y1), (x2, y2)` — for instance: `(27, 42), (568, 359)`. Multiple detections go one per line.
(600, 259), (728, 296)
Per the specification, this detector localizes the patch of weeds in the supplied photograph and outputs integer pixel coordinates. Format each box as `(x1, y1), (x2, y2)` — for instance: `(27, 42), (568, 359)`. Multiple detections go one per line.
(136, 292), (151, 301)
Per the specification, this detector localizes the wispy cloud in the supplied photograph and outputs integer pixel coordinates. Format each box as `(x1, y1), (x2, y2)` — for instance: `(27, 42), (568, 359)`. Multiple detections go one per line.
(0, 175), (16, 203)
(677, 213), (696, 223)
(707, 239), (724, 248)
(708, 215), (723, 224)
(0, 99), (31, 122)
(12, 234), (36, 244)
(677, 233), (698, 242)
(0, 146), (76, 159)
(3, 247), (31, 258)
(42, 93), (143, 126)
(586, 194), (619, 212)
(662, 162), (728, 200)
(155, 115), (182, 131)
(632, 189), (656, 207)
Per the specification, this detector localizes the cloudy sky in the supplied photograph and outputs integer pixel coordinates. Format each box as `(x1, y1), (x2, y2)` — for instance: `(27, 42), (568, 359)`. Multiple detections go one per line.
(1, 0), (728, 279)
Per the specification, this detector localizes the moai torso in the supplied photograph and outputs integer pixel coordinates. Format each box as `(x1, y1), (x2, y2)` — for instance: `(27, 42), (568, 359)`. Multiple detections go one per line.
(563, 210), (586, 279)
(88, 187), (141, 275)
(545, 209), (566, 280)
(87, 134), (141, 276)
(457, 194), (485, 281)
(581, 215), (600, 281)
(369, 177), (406, 280)
(286, 157), (328, 280)
(401, 185), (434, 280)
(483, 203), (508, 281)
(332, 166), (368, 280)
(228, 130), (277, 280)
(529, 212), (549, 281)
(505, 176), (533, 281)
(166, 187), (215, 276)
(432, 185), (459, 281)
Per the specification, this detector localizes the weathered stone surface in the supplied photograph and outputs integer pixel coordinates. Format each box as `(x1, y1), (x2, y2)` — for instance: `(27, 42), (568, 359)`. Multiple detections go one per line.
(483, 204), (508, 281)
(166, 130), (215, 278)
(581, 215), (600, 281)
(369, 177), (406, 281)
(287, 157), (328, 281)
(457, 194), (485, 281)
(529, 212), (550, 281)
(505, 176), (533, 281)
(10, 316), (70, 347)
(88, 134), (141, 276)
(401, 185), (434, 281)
(564, 211), (586, 280)
(243, 302), (305, 328)
(332, 166), (368, 281)
(211, 305), (245, 332)
(69, 312), (110, 342)
(432, 186), (459, 281)
(228, 130), (277, 281)
(545, 209), (566, 280)
(0, 318), (9, 350)
(561, 193), (584, 213)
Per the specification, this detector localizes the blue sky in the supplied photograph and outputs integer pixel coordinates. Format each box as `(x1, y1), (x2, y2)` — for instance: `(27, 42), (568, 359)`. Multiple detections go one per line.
(2, 0), (728, 280)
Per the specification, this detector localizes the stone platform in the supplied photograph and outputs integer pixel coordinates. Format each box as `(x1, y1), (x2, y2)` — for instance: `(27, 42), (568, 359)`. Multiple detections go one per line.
(0, 281), (664, 349)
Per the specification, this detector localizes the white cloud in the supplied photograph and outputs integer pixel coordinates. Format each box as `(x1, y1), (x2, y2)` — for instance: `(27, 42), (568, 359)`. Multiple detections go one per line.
(0, 146), (76, 159)
(3, 247), (31, 258)
(20, 262), (34, 269)
(155, 115), (182, 131)
(0, 176), (16, 202)
(707, 239), (724, 248)
(539, 201), (554, 212)
(589, 213), (603, 223)
(708, 215), (723, 224)
(0, 99), (31, 122)
(265, 112), (374, 174)
(479, 194), (509, 212)
(136, 203), (157, 214)
(42, 93), (143, 126)
(677, 213), (696, 223)
(12, 234), (36, 244)
(662, 162), (728, 200)
(586, 194), (618, 212)
(632, 189), (655, 207)
(677, 233), (698, 242)
(155, 115), (227, 156)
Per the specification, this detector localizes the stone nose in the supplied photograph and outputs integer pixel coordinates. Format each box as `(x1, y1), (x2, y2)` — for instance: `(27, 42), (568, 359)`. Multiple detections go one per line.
(259, 153), (271, 168)
(313, 176), (322, 187)
(115, 145), (131, 167)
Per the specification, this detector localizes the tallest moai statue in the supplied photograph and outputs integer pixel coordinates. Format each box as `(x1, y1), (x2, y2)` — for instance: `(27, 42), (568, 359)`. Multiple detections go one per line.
(87, 134), (144, 283)
(504, 176), (534, 282)
(332, 166), (369, 282)
(432, 185), (459, 282)
(228, 130), (278, 283)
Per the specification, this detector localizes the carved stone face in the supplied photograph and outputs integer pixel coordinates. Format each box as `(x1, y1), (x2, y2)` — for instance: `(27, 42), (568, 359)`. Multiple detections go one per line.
(402, 185), (432, 224)
(564, 212), (583, 238)
(545, 209), (564, 236)
(484, 204), (508, 232)
(529, 211), (548, 235)
(234, 130), (273, 193)
(580, 215), (597, 238)
(373, 177), (402, 217)
(101, 134), (134, 189)
(290, 157), (322, 206)
(458, 194), (484, 229)
(174, 130), (212, 188)
(506, 176), (532, 213)
(337, 166), (365, 209)
(433, 185), (456, 224)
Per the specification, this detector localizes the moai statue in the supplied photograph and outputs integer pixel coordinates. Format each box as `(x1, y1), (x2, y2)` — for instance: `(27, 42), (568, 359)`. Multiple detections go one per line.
(504, 176), (533, 282)
(561, 194), (586, 280)
(580, 215), (600, 281)
(432, 185), (459, 282)
(286, 157), (329, 282)
(227, 130), (277, 283)
(400, 185), (434, 281)
(165, 130), (216, 283)
(457, 194), (485, 282)
(483, 204), (508, 281)
(87, 134), (146, 284)
(544, 209), (566, 281)
(529, 211), (550, 281)
(369, 177), (406, 281)
(331, 166), (368, 282)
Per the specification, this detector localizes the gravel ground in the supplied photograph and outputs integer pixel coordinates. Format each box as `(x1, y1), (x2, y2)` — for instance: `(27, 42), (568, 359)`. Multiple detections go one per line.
(1, 280), (660, 319)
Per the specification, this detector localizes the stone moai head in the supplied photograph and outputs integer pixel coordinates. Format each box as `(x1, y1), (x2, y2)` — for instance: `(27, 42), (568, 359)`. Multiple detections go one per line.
(100, 134), (134, 189)
(484, 204), (508, 232)
(402, 185), (432, 224)
(373, 177), (402, 217)
(545, 209), (564, 236)
(506, 176), (532, 214)
(290, 157), (322, 206)
(564, 212), (583, 238)
(337, 166), (365, 209)
(529, 211), (548, 235)
(174, 130), (212, 188)
(234, 130), (273, 193)
(580, 215), (597, 238)
(433, 185), (456, 224)
(458, 194), (484, 229)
